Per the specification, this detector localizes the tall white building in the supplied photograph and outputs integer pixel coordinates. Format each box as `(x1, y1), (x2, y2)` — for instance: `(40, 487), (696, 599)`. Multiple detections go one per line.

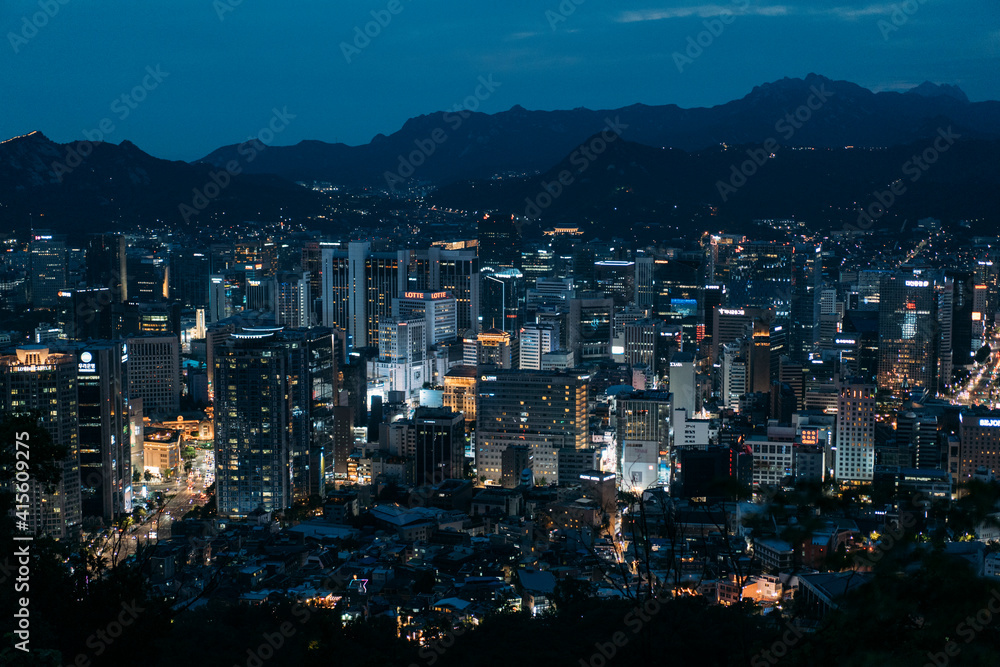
(393, 290), (457, 345)
(273, 271), (311, 328)
(834, 381), (876, 482)
(519, 323), (557, 370)
(373, 317), (427, 398)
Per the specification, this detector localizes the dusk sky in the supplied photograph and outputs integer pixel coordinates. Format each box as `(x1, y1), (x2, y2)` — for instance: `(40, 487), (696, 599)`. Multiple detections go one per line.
(2, 0), (997, 160)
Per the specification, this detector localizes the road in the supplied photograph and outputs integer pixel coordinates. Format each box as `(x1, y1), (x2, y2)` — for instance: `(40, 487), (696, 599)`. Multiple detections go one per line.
(99, 448), (214, 565)
(952, 331), (1000, 408)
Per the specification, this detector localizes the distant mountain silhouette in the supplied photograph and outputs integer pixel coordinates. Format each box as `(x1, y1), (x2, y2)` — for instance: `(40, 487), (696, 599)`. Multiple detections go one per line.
(428, 134), (1000, 237)
(0, 132), (325, 234)
(197, 74), (999, 189)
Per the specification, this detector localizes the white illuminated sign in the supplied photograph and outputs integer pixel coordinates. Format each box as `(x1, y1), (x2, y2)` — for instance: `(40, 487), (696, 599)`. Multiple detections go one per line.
(80, 352), (93, 363)
(719, 309), (745, 316)
(905, 280), (929, 287)
(835, 339), (856, 345)
(481, 375), (497, 382)
(979, 418), (1000, 428)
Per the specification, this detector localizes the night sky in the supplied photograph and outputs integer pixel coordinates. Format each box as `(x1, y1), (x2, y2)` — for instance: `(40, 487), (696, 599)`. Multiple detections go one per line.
(2, 0), (997, 160)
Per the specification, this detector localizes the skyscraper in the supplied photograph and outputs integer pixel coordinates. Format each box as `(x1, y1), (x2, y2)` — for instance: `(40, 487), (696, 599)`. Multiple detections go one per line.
(29, 232), (68, 309)
(0, 346), (81, 539)
(877, 269), (954, 396)
(412, 407), (465, 485)
(274, 271), (312, 328)
(74, 341), (132, 522)
(834, 380), (876, 483)
(519, 323), (557, 370)
(86, 233), (127, 302)
(126, 335), (180, 418)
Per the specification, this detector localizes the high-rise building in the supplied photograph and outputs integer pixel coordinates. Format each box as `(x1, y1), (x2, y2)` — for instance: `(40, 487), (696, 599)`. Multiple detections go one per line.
(568, 296), (614, 361)
(519, 323), (557, 370)
(274, 271), (312, 328)
(479, 213), (521, 271)
(443, 365), (478, 428)
(789, 243), (822, 361)
(721, 342), (748, 411)
(412, 407), (465, 485)
(170, 249), (210, 309)
(74, 341), (132, 522)
(394, 290), (458, 345)
(57, 288), (113, 342)
(669, 351), (696, 416)
(29, 232), (67, 309)
(616, 390), (672, 491)
(0, 346), (81, 539)
(86, 233), (127, 302)
(476, 370), (588, 484)
(726, 241), (793, 323)
(957, 409), (1000, 482)
(593, 260), (635, 306)
(481, 268), (525, 334)
(214, 326), (336, 517)
(470, 329), (513, 369)
(126, 335), (180, 418)
(834, 380), (876, 483)
(374, 317), (427, 398)
(877, 269), (954, 396)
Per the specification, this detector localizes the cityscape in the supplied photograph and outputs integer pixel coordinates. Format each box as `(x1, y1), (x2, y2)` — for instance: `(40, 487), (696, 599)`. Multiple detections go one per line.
(2, 2), (1000, 666)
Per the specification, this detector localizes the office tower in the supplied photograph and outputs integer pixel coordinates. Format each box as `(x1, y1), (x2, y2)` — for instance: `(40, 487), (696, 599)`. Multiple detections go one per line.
(29, 232), (68, 309)
(128, 398), (144, 476)
(479, 213), (521, 271)
(338, 241), (409, 349)
(245, 277), (273, 313)
(282, 327), (337, 498)
(74, 341), (131, 522)
(86, 233), (127, 302)
(320, 245), (351, 331)
(332, 405), (354, 479)
(634, 256), (655, 308)
(622, 319), (661, 370)
(669, 351), (696, 415)
(412, 407), (465, 485)
(274, 271), (312, 328)
(473, 329), (513, 368)
(214, 327), (335, 517)
(208, 274), (232, 323)
(476, 370), (588, 484)
(170, 249), (210, 309)
(520, 242), (555, 287)
(126, 252), (166, 301)
(443, 365), (478, 428)
(957, 410), (1000, 482)
(750, 318), (772, 394)
(374, 317), (427, 399)
(481, 267), (525, 334)
(877, 269), (954, 396)
(214, 330), (290, 518)
(403, 246), (481, 334)
(111, 300), (182, 338)
(726, 241), (793, 323)
(519, 323), (557, 370)
(712, 306), (770, 363)
(593, 260), (635, 306)
(568, 296), (614, 361)
(57, 288), (113, 342)
(834, 380), (876, 483)
(0, 346), (80, 539)
(126, 335), (180, 418)
(616, 390), (672, 490)
(721, 342), (748, 411)
(789, 242), (822, 361)
(394, 290), (458, 345)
